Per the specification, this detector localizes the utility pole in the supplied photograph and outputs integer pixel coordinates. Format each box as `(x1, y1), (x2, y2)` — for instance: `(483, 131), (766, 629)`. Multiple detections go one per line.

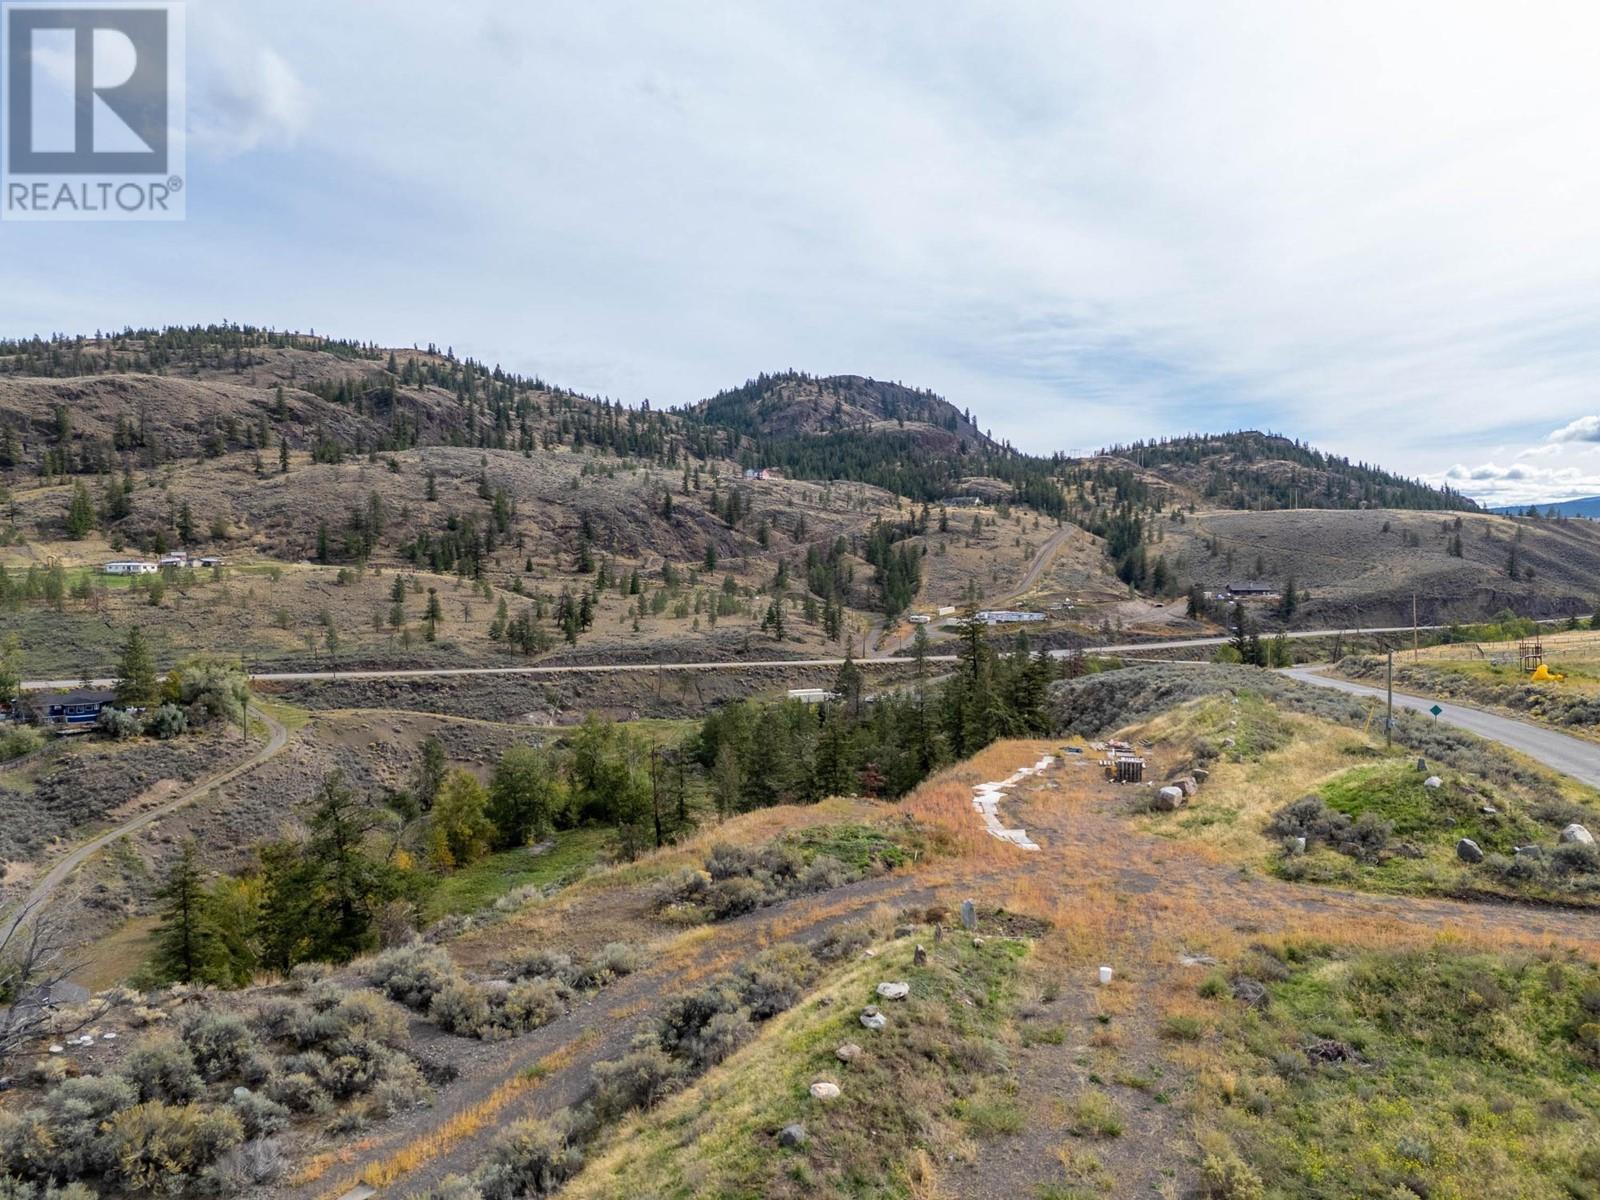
(1386, 649), (1394, 749)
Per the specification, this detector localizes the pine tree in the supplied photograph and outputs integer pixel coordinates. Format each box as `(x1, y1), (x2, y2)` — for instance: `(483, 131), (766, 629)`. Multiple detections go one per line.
(65, 480), (95, 539)
(114, 626), (159, 706)
(149, 841), (225, 984)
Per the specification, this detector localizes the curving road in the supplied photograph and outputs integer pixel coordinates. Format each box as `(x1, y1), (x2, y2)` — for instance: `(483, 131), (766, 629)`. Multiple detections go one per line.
(0, 705), (289, 944)
(1285, 667), (1600, 790)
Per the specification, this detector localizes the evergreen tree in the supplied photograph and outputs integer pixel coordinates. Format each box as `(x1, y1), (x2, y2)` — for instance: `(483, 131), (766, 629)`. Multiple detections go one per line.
(114, 626), (159, 706)
(413, 736), (447, 811)
(65, 480), (95, 539)
(148, 841), (225, 985)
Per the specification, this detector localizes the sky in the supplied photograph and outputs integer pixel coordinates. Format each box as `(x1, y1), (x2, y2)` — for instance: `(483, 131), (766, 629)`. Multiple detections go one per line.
(4, 1), (1600, 507)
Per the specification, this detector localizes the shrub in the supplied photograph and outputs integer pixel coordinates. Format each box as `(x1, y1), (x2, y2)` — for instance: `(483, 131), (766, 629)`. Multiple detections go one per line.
(1553, 842), (1600, 877)
(331, 990), (410, 1046)
(144, 704), (188, 739)
(228, 1091), (290, 1139)
(500, 978), (570, 1032)
(506, 949), (577, 986)
(203, 1137), (287, 1190)
(364, 1059), (430, 1117)
(1266, 796), (1390, 861)
(704, 844), (759, 882)
(687, 1011), (753, 1068)
(476, 1116), (583, 1200)
(576, 942), (643, 987)
(705, 876), (767, 920)
(813, 920), (874, 962)
(96, 707), (142, 740)
(119, 1036), (203, 1104)
(3, 1075), (136, 1179)
(1200, 1149), (1265, 1200)
(179, 1010), (261, 1081)
(429, 980), (492, 1037)
(263, 1071), (332, 1115)
(658, 985), (740, 1063)
(288, 961), (332, 990)
(590, 1036), (687, 1122)
(795, 854), (853, 894)
(104, 1101), (243, 1195)
(736, 944), (817, 1019)
(0, 727), (43, 763)
(368, 943), (459, 1010)
(651, 869), (709, 913)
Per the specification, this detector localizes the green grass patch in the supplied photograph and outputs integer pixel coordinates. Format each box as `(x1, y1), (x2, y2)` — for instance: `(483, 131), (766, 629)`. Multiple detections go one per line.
(420, 826), (610, 921)
(783, 822), (930, 872)
(1194, 942), (1600, 1199)
(1318, 760), (1542, 853)
(567, 936), (1030, 1200)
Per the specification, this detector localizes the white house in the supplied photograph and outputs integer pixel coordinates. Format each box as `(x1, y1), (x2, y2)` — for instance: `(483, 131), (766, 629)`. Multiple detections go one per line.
(974, 610), (1046, 625)
(104, 560), (158, 576)
(158, 552), (189, 568)
(908, 614), (931, 625)
(787, 688), (839, 704)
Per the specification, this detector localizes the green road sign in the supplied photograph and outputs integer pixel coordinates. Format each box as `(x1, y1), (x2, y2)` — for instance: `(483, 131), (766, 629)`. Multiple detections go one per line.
(1430, 704), (1443, 718)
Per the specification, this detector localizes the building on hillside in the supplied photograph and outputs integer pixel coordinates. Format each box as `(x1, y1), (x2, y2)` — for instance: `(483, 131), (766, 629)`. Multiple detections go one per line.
(945, 496), (983, 507)
(787, 688), (839, 704)
(908, 614), (931, 624)
(158, 552), (189, 568)
(196, 556), (225, 568)
(742, 467), (780, 480)
(22, 687), (118, 733)
(103, 560), (158, 575)
(974, 610), (1046, 624)
(1225, 582), (1276, 598)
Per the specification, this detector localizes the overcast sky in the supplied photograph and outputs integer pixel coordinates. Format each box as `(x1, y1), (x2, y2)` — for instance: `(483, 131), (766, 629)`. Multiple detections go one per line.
(5, 1), (1600, 506)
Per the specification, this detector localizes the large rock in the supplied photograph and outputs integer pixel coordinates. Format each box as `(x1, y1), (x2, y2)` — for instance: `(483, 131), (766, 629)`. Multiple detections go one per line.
(1424, 776), (1444, 790)
(1175, 777), (1199, 798)
(1154, 786), (1186, 812)
(1560, 824), (1595, 846)
(835, 1042), (862, 1063)
(860, 1007), (887, 1031)
(1456, 838), (1484, 864)
(778, 1124), (809, 1148)
(875, 982), (910, 1001)
(959, 899), (977, 931)
(809, 1081), (841, 1101)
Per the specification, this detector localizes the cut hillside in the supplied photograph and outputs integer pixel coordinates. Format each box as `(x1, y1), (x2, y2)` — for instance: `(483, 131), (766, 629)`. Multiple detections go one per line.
(1161, 508), (1600, 626)
(1099, 431), (1477, 512)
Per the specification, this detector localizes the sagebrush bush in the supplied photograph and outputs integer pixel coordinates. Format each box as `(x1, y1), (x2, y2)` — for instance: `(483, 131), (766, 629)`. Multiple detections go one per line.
(476, 1116), (583, 1200)
(144, 703), (188, 739)
(96, 707), (142, 740)
(736, 944), (817, 1019)
(1, 1075), (136, 1180)
(506, 949), (577, 986)
(813, 920), (874, 962)
(429, 979), (492, 1037)
(574, 942), (643, 987)
(179, 1009), (261, 1081)
(203, 1136), (287, 1190)
(590, 1036), (687, 1122)
(658, 985), (741, 1064)
(368, 943), (459, 1010)
(119, 1035), (203, 1104)
(103, 1101), (243, 1195)
(500, 978), (570, 1032)
(228, 1091), (290, 1139)
(705, 875), (767, 920)
(263, 1071), (332, 1116)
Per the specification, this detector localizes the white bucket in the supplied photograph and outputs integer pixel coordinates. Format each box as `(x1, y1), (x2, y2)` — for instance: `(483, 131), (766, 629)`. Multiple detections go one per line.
(1097, 966), (1114, 986)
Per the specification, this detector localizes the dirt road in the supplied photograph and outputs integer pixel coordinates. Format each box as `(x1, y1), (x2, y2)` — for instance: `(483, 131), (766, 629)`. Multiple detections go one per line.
(0, 705), (289, 945)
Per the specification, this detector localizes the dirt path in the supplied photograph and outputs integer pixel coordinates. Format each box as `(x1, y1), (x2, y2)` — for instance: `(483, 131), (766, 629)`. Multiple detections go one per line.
(291, 749), (1600, 1200)
(0, 705), (289, 945)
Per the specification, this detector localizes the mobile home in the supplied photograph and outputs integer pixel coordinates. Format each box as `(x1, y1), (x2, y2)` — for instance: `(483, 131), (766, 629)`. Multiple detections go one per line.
(104, 560), (158, 576)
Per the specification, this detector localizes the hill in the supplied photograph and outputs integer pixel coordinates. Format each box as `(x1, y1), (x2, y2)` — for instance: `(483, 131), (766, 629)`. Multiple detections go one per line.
(1490, 497), (1600, 519)
(1099, 431), (1477, 513)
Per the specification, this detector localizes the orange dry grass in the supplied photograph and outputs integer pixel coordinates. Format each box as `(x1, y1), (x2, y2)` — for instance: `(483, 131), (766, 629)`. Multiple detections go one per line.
(899, 738), (1059, 861)
(316, 1036), (595, 1199)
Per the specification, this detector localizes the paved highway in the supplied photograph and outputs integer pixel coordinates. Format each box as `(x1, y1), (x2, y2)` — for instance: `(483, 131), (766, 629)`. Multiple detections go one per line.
(1285, 667), (1600, 790)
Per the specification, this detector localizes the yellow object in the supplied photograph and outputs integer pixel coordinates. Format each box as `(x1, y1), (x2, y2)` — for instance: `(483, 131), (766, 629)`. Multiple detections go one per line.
(1530, 663), (1566, 683)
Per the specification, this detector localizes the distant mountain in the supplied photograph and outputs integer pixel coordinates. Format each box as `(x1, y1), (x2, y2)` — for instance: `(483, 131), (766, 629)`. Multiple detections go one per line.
(1489, 497), (1600, 519)
(1098, 431), (1478, 513)
(692, 371), (997, 452)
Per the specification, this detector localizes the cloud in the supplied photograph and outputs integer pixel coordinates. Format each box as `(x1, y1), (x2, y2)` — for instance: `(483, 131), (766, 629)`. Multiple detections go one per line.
(1550, 416), (1600, 443)
(1436, 459), (1600, 506)
(12, 0), (1600, 480)
(192, 42), (310, 156)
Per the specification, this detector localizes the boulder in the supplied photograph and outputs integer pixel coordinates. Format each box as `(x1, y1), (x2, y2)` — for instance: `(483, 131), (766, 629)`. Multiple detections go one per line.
(809, 1081), (841, 1101)
(1515, 844), (1544, 859)
(835, 1042), (862, 1063)
(960, 899), (977, 931)
(1231, 977), (1270, 1009)
(876, 981), (910, 1001)
(1175, 777), (1199, 798)
(1192, 768), (1210, 784)
(1291, 836), (1307, 856)
(778, 1124), (809, 1148)
(860, 1007), (887, 1031)
(1456, 838), (1484, 864)
(893, 925), (914, 939)
(1424, 776), (1444, 790)
(1560, 824), (1595, 846)
(1154, 786), (1186, 812)
(914, 944), (927, 967)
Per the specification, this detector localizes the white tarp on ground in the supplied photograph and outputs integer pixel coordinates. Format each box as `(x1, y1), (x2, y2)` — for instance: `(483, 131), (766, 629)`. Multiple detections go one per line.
(970, 755), (1052, 851)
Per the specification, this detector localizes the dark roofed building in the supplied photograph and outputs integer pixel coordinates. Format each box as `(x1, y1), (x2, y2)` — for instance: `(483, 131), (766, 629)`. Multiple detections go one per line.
(22, 687), (118, 733)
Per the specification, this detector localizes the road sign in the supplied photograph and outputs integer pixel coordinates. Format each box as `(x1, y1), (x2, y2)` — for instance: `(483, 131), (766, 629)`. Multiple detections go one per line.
(1430, 704), (1443, 717)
